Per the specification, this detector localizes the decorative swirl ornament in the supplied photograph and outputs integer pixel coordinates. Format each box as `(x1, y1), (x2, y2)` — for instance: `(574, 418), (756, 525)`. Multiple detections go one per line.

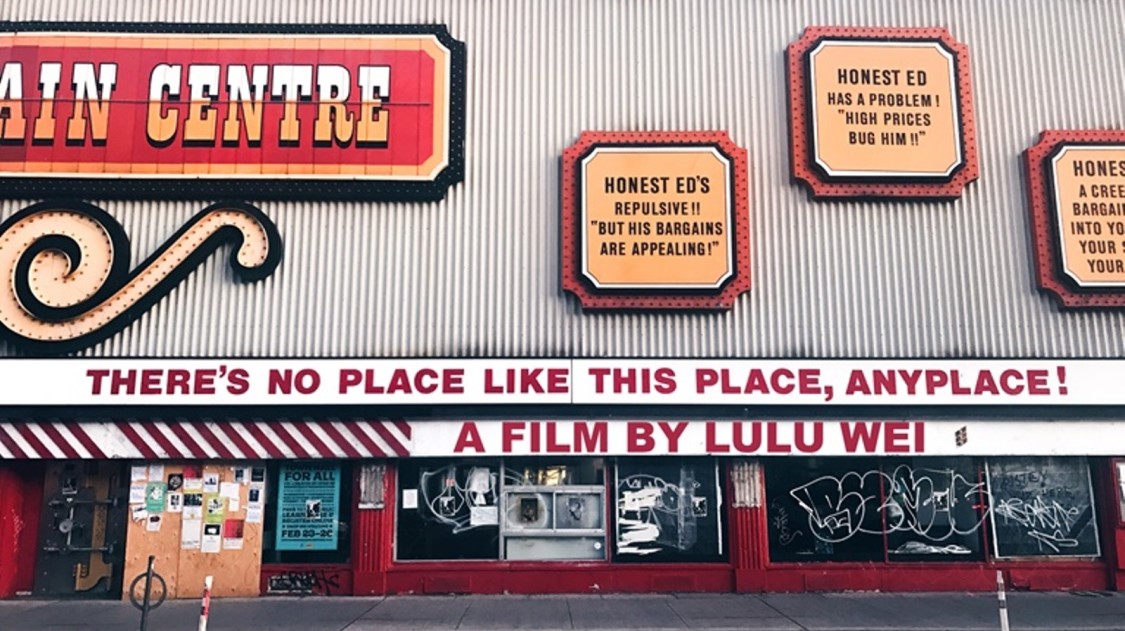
(0, 200), (283, 355)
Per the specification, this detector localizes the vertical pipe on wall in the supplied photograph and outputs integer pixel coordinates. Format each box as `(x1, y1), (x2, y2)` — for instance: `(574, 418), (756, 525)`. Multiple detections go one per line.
(352, 462), (395, 595)
(728, 459), (765, 592)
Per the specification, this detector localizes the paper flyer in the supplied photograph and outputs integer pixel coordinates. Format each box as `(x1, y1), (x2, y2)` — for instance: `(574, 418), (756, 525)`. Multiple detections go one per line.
(181, 519), (202, 550)
(144, 482), (167, 513)
(166, 492), (183, 513)
(183, 464), (204, 491)
(202, 472), (220, 494)
(204, 494), (225, 524)
(220, 482), (240, 500)
(183, 493), (204, 520)
(222, 519), (245, 550)
(201, 523), (221, 553)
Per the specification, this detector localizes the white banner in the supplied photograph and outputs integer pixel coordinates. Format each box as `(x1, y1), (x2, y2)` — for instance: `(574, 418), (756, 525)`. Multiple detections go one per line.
(0, 358), (1115, 406)
(411, 420), (1125, 457)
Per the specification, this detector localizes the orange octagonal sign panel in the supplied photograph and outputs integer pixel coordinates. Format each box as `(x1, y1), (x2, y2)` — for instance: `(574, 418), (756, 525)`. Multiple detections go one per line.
(788, 27), (979, 199)
(1025, 130), (1125, 308)
(561, 132), (751, 310)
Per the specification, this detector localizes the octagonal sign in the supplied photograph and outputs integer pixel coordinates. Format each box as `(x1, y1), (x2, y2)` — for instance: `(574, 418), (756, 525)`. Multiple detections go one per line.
(1025, 130), (1125, 308)
(561, 132), (750, 310)
(788, 27), (979, 199)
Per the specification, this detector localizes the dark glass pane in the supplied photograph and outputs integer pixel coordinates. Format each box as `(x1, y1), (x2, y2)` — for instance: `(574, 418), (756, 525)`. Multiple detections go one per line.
(262, 462), (352, 564)
(988, 456), (1100, 558)
(503, 458), (604, 486)
(765, 458), (883, 562)
(883, 458), (986, 561)
(613, 458), (725, 563)
(395, 459), (501, 561)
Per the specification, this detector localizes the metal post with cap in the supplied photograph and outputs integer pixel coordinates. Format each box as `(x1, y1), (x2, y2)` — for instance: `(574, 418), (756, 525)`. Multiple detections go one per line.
(197, 576), (213, 631)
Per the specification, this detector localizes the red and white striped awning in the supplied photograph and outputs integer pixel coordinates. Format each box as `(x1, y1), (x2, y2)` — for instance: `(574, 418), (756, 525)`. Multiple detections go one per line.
(0, 419), (412, 460)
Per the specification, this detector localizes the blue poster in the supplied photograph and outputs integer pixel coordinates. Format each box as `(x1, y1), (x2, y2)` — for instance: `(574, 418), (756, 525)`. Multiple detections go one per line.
(276, 464), (341, 551)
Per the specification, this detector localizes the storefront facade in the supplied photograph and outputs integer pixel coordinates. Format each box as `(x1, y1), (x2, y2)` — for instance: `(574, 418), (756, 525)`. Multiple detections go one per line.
(2, 0), (1125, 600)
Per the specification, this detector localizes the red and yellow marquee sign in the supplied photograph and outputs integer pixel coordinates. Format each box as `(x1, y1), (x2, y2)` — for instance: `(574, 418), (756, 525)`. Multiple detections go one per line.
(0, 23), (466, 201)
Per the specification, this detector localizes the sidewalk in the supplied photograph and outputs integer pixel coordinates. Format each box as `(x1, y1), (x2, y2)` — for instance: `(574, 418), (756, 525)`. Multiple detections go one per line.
(2, 592), (1125, 631)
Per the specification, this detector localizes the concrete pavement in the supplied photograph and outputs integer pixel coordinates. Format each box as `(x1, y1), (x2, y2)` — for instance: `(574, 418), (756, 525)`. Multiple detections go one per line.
(1, 592), (1125, 631)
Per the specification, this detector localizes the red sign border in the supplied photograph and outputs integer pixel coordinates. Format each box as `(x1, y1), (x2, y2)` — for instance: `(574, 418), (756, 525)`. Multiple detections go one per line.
(0, 21), (466, 202)
(786, 26), (979, 199)
(1025, 130), (1125, 308)
(560, 131), (751, 310)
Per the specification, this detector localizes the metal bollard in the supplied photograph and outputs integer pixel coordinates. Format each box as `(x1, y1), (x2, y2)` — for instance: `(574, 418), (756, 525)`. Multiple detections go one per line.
(198, 575), (214, 631)
(996, 570), (1010, 631)
(129, 555), (166, 629)
(138, 555), (155, 631)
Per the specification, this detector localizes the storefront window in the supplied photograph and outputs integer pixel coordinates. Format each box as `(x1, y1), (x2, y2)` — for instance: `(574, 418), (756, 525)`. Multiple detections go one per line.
(501, 459), (605, 561)
(987, 456), (1099, 558)
(395, 458), (606, 561)
(884, 458), (987, 560)
(613, 458), (725, 562)
(262, 462), (353, 564)
(766, 458), (887, 562)
(766, 457), (988, 562)
(767, 456), (1101, 563)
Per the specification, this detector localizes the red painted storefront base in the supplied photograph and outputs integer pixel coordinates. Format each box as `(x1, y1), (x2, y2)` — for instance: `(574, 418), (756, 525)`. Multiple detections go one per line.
(368, 563), (1110, 595)
(760, 562), (1110, 592)
(348, 562), (1116, 596)
(384, 562), (734, 594)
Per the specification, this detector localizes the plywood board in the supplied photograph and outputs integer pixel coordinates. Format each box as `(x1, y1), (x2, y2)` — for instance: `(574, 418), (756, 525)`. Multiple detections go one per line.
(122, 463), (263, 599)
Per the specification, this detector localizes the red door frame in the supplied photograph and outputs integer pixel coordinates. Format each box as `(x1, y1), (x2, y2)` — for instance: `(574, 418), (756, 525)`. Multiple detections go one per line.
(0, 462), (44, 597)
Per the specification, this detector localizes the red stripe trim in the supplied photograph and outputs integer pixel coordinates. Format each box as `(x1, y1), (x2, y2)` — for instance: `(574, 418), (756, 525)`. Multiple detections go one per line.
(118, 423), (160, 460)
(392, 419), (412, 439)
(319, 422), (363, 458)
(65, 422), (107, 459)
(140, 422), (184, 460)
(243, 421), (285, 458)
(168, 422), (208, 459)
(293, 422), (334, 458)
(215, 422), (260, 460)
(267, 422), (311, 459)
(37, 422), (81, 459)
(15, 424), (55, 458)
(342, 421), (387, 458)
(370, 421), (410, 457)
(0, 427), (28, 458)
(193, 423), (236, 460)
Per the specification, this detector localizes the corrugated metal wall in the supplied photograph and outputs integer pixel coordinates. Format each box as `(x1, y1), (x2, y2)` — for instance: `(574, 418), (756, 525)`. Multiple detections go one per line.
(2, 0), (1124, 359)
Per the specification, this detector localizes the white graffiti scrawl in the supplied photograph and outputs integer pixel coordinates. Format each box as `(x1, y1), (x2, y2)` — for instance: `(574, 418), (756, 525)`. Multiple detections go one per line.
(788, 465), (987, 552)
(617, 471), (700, 555)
